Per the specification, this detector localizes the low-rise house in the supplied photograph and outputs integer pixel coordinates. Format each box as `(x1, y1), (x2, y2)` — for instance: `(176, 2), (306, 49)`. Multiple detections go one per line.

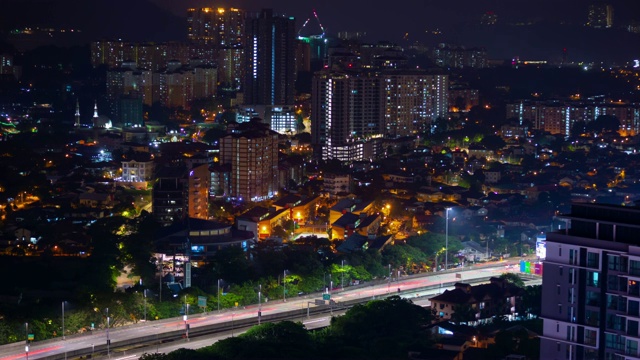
(429, 277), (524, 323)
(460, 240), (490, 262)
(329, 198), (374, 225)
(337, 233), (393, 253)
(331, 213), (360, 240)
(461, 206), (488, 219)
(236, 206), (290, 240)
(324, 173), (351, 197)
(78, 192), (113, 208)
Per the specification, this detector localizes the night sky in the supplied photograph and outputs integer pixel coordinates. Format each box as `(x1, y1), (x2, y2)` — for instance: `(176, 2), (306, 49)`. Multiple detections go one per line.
(150, 0), (640, 39)
(2, 0), (640, 62)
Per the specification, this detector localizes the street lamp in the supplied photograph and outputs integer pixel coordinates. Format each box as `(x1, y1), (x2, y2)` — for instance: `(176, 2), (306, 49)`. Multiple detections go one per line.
(143, 289), (147, 321)
(387, 264), (391, 293)
(283, 270), (288, 302)
(106, 307), (110, 357)
(61, 301), (66, 340)
(445, 207), (451, 271)
(217, 279), (221, 312)
(258, 284), (262, 325)
(184, 295), (189, 340)
(341, 260), (345, 290)
(25, 322), (29, 360)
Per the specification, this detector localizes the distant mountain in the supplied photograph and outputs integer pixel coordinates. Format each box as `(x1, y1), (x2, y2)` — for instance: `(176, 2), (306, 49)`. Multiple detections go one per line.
(1, 0), (185, 43)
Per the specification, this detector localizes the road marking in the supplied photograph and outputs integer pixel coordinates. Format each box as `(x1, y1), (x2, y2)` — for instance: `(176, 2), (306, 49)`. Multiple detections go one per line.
(0, 346), (62, 360)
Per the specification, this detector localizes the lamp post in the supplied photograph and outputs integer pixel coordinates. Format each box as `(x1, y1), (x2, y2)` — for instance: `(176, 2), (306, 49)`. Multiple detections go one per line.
(283, 270), (287, 302)
(184, 296), (189, 340)
(61, 301), (65, 340)
(341, 260), (344, 290)
(106, 307), (110, 357)
(25, 322), (28, 360)
(258, 284), (262, 325)
(445, 207), (451, 271)
(387, 264), (391, 293)
(143, 289), (147, 321)
(217, 279), (221, 312)
(330, 279), (333, 300)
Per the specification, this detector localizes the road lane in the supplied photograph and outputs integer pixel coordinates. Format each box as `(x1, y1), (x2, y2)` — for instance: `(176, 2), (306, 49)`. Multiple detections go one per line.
(0, 258), (538, 360)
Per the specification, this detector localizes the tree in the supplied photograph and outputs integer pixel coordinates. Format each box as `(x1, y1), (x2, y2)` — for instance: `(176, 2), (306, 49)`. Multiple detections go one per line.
(208, 321), (313, 359)
(451, 303), (477, 324)
(202, 126), (227, 145)
(210, 246), (254, 285)
(325, 296), (434, 358)
(500, 272), (525, 288)
(587, 115), (620, 134)
(271, 225), (288, 239)
(480, 134), (506, 151)
(570, 120), (586, 137)
(519, 285), (542, 318)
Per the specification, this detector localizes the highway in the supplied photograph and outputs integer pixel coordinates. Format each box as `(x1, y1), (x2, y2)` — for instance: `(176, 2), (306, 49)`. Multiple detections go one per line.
(0, 258), (539, 360)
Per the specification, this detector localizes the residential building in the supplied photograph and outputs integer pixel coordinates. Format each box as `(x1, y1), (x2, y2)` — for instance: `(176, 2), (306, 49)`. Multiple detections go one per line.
(430, 277), (523, 322)
(272, 194), (321, 225)
(210, 163), (231, 198)
(431, 44), (488, 69)
(117, 92), (144, 127)
(540, 203), (640, 360)
(188, 164), (210, 220)
(311, 69), (384, 161)
(449, 87), (479, 112)
(383, 70), (449, 137)
(187, 7), (244, 47)
(236, 206), (290, 240)
(153, 62), (217, 110)
(219, 121), (279, 202)
(587, 2), (614, 28)
(329, 198), (374, 225)
(121, 153), (154, 182)
(244, 9), (296, 106)
(506, 100), (640, 137)
(324, 173), (351, 197)
(153, 167), (187, 225)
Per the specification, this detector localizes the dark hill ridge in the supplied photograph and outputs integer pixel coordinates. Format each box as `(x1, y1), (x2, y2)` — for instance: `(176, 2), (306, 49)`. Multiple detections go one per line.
(1, 0), (184, 42)
(426, 22), (640, 64)
(2, 0), (639, 63)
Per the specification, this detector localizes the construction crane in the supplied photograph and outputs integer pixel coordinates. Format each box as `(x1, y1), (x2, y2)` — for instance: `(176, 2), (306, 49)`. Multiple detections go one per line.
(298, 8), (326, 39)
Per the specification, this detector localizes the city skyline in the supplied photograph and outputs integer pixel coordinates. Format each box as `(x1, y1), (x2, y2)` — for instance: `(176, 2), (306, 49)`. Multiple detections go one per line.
(3, 0), (640, 62)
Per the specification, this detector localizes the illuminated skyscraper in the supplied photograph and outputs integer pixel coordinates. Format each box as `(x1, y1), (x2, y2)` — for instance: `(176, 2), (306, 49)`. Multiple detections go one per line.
(587, 2), (614, 28)
(187, 8), (216, 44)
(382, 70), (449, 137)
(311, 70), (384, 161)
(244, 9), (296, 106)
(220, 122), (279, 202)
(540, 203), (640, 360)
(187, 7), (245, 47)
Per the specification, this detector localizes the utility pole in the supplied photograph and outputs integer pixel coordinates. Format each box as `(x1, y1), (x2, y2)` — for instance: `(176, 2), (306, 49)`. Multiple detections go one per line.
(445, 208), (450, 271)
(258, 284), (262, 325)
(183, 296), (189, 341)
(25, 322), (29, 360)
(341, 260), (344, 290)
(388, 264), (391, 293)
(106, 308), (110, 357)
